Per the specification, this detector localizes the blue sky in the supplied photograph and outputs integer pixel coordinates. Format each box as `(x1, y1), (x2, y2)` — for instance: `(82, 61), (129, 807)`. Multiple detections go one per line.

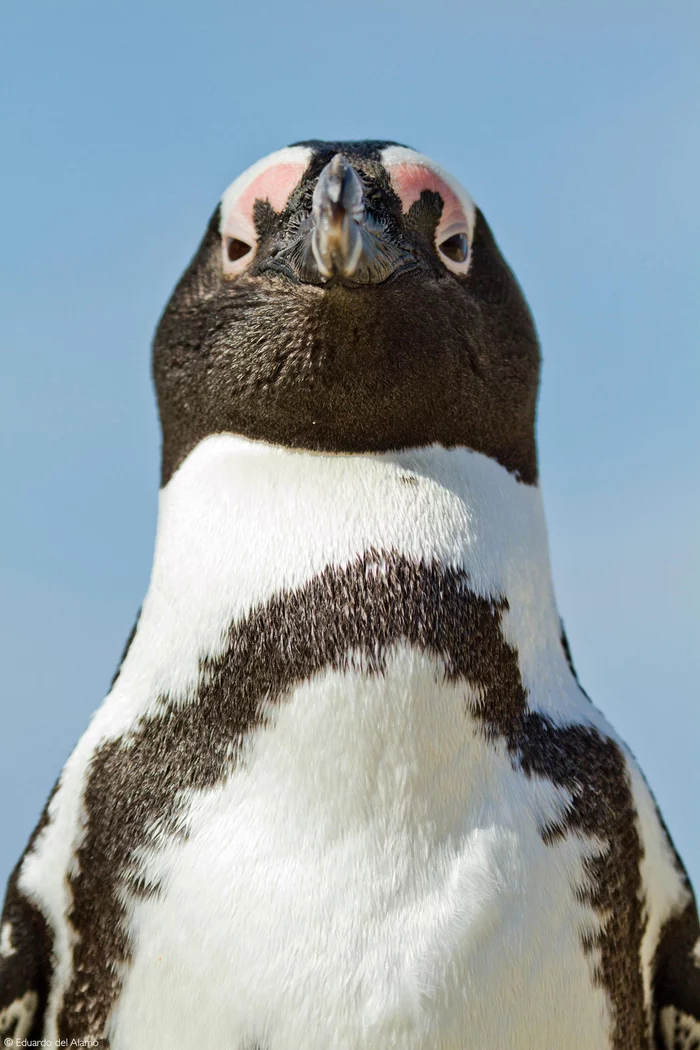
(1, 0), (698, 892)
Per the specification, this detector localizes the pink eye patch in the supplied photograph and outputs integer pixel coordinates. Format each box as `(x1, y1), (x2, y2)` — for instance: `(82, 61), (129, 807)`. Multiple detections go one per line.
(236, 162), (308, 222)
(387, 164), (465, 230)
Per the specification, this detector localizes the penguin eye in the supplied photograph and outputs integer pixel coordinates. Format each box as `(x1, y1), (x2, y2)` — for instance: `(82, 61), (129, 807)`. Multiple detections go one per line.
(439, 232), (468, 263)
(436, 224), (470, 274)
(222, 233), (256, 276)
(227, 237), (252, 262)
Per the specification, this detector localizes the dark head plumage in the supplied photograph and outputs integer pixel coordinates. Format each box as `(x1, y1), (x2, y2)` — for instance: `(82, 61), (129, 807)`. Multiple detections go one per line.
(153, 140), (540, 485)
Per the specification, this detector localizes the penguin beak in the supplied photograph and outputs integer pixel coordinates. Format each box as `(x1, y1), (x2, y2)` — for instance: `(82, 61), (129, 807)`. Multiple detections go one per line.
(291, 153), (413, 286)
(311, 154), (367, 280)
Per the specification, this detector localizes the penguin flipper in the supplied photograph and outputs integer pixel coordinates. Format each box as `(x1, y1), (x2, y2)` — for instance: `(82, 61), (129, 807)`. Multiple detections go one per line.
(0, 862), (53, 1041)
(0, 787), (58, 1043)
(654, 898), (700, 1049)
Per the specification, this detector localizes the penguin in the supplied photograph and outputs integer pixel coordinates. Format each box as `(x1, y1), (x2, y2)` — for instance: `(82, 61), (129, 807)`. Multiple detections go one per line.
(1, 140), (698, 1050)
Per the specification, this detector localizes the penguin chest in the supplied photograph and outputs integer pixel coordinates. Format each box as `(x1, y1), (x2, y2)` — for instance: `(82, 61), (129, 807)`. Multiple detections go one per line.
(110, 648), (612, 1050)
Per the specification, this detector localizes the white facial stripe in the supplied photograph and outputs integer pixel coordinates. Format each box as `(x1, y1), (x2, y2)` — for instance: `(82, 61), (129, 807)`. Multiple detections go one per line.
(380, 145), (476, 241)
(219, 145), (312, 237)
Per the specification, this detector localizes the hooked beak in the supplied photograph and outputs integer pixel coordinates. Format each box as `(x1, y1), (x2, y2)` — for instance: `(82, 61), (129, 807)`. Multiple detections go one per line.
(286, 153), (413, 286)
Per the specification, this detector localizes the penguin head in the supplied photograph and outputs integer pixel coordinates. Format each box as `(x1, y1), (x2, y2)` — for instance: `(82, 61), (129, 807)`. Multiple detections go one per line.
(154, 140), (540, 485)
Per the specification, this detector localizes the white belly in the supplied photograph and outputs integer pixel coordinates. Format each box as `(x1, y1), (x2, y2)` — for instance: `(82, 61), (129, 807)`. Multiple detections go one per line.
(110, 646), (612, 1049)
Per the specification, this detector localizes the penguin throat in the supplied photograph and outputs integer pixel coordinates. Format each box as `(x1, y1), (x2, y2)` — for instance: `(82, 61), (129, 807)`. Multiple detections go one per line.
(124, 434), (565, 713)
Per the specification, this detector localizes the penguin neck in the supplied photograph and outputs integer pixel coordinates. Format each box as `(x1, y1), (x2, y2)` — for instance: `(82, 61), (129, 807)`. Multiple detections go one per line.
(128, 433), (568, 710)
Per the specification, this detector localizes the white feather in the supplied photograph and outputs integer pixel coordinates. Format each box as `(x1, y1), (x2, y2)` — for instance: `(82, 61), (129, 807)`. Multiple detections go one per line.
(16, 436), (687, 1046)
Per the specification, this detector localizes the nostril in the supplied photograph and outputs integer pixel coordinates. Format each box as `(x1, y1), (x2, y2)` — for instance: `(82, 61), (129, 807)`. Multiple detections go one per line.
(227, 237), (252, 262)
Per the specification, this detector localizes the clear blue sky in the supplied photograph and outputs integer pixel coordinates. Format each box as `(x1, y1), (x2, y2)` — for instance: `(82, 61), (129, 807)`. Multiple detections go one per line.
(1, 0), (698, 891)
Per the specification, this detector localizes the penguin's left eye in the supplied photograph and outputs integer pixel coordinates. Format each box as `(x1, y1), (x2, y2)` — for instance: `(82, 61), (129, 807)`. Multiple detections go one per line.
(436, 224), (470, 274)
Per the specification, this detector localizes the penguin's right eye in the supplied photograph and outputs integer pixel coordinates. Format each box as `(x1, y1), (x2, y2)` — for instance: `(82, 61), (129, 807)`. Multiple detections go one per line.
(227, 238), (252, 262)
(222, 232), (256, 277)
(439, 232), (468, 264)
